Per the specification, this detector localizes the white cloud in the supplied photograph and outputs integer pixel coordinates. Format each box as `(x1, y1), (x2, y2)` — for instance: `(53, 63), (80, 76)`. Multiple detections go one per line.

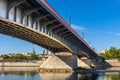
(71, 24), (95, 34)
(71, 24), (86, 31)
(107, 32), (120, 36)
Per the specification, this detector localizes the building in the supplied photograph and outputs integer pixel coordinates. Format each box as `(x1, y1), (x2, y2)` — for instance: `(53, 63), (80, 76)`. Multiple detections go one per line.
(101, 49), (108, 53)
(22, 52), (33, 56)
(0, 56), (3, 60)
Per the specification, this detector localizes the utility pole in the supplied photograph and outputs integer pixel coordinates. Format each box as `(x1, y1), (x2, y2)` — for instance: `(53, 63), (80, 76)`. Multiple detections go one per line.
(89, 41), (91, 45)
(68, 8), (71, 25)
(89, 41), (95, 50)
(82, 32), (84, 39)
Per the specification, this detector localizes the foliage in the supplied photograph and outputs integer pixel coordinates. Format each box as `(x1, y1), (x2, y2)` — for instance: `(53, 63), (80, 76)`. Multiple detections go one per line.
(12, 54), (26, 60)
(100, 47), (120, 60)
(27, 53), (39, 60)
(3, 53), (40, 60)
(102, 72), (120, 80)
(3, 55), (11, 59)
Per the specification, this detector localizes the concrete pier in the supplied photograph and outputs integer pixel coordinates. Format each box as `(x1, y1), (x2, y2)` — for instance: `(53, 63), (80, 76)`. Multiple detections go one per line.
(39, 53), (77, 73)
(77, 58), (90, 69)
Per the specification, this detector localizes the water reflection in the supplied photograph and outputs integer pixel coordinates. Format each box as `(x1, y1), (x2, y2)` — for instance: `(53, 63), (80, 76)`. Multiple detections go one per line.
(39, 73), (75, 80)
(0, 71), (41, 80)
(0, 67), (42, 80)
(78, 73), (99, 80)
(39, 72), (99, 80)
(0, 67), (120, 80)
(100, 72), (120, 80)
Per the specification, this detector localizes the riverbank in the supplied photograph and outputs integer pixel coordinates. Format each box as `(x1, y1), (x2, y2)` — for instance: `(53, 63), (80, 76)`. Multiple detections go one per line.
(2, 60), (120, 74)
(0, 61), (43, 67)
(0, 67), (38, 72)
(105, 59), (120, 67)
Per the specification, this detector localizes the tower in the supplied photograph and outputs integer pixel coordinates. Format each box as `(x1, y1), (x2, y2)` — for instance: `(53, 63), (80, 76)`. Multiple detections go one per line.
(32, 48), (35, 54)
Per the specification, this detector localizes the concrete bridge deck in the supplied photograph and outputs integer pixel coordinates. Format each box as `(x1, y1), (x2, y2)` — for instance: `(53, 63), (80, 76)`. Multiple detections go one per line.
(0, 0), (103, 71)
(0, 0), (99, 58)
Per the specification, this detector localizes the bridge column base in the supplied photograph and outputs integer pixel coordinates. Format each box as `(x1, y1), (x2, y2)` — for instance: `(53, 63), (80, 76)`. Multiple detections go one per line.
(77, 58), (91, 69)
(38, 54), (77, 73)
(77, 58), (95, 69)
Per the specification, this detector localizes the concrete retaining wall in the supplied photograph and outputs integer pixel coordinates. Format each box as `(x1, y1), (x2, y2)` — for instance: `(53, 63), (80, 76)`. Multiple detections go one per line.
(0, 62), (40, 67)
(106, 59), (120, 67)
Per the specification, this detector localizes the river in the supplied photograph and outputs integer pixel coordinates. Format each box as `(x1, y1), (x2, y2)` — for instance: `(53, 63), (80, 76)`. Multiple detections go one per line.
(0, 67), (120, 80)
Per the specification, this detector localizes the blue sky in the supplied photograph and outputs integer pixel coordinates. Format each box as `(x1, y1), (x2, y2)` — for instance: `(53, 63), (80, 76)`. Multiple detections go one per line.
(0, 0), (120, 54)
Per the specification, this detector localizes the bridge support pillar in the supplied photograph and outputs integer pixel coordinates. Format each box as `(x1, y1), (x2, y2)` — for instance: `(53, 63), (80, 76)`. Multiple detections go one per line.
(77, 57), (95, 69)
(38, 53), (77, 72)
(77, 58), (91, 69)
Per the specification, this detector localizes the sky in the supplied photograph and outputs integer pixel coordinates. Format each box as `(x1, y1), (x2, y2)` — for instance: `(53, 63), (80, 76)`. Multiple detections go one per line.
(1, 0), (120, 54)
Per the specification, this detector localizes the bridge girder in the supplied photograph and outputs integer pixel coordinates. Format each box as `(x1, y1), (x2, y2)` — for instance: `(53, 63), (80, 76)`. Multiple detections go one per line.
(33, 14), (50, 24)
(43, 19), (57, 26)
(23, 7), (43, 19)
(53, 27), (66, 34)
(65, 36), (77, 44)
(8, 0), (26, 11)
(61, 32), (72, 38)
(57, 30), (70, 36)
(0, 18), (72, 53)
(49, 24), (62, 30)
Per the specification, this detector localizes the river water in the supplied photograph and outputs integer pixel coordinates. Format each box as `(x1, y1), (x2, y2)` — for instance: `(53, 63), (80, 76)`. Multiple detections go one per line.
(0, 67), (120, 80)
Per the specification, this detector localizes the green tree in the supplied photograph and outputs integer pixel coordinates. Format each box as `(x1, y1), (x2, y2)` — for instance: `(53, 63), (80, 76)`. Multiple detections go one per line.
(100, 47), (120, 60)
(27, 53), (39, 60)
(3, 55), (11, 59)
(12, 54), (26, 60)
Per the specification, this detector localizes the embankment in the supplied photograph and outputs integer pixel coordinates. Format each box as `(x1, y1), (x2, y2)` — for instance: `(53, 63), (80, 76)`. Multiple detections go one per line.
(0, 61), (43, 67)
(105, 59), (120, 67)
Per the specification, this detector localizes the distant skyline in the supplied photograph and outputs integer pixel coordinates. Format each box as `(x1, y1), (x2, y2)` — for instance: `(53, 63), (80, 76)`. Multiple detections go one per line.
(1, 0), (120, 54)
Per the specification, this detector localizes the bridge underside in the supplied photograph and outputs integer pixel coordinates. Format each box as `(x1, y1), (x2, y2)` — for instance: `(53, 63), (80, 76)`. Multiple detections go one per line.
(0, 0), (100, 58)
(0, 0), (103, 71)
(0, 18), (72, 53)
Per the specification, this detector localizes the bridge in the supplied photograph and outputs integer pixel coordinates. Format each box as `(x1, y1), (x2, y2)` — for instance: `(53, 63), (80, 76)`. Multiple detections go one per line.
(0, 0), (102, 71)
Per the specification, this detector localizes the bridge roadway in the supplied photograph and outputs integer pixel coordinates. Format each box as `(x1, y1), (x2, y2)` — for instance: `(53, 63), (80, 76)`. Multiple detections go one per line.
(0, 0), (99, 59)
